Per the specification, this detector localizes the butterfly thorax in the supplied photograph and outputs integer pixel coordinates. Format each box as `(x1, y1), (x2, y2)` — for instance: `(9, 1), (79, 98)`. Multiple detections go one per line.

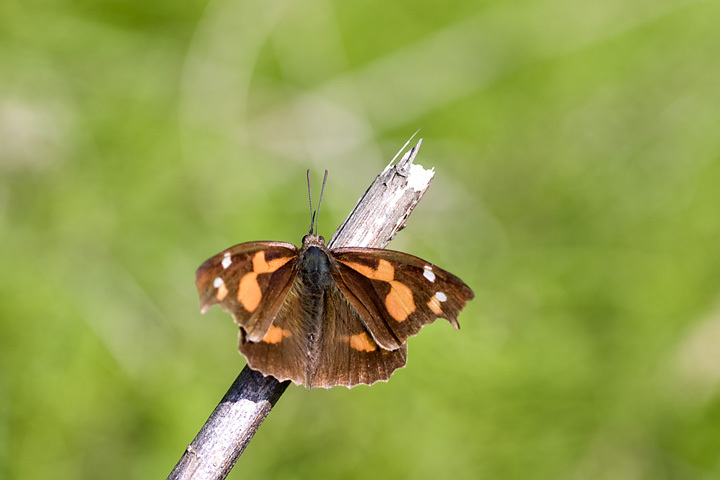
(299, 247), (333, 290)
(297, 234), (333, 311)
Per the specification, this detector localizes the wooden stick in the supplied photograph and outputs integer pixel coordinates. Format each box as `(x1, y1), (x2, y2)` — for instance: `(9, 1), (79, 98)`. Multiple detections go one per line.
(167, 139), (433, 480)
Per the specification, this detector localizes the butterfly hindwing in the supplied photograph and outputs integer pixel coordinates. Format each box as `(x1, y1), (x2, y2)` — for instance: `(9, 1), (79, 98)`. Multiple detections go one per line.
(331, 248), (475, 349)
(310, 286), (407, 388)
(237, 280), (309, 386)
(195, 241), (298, 342)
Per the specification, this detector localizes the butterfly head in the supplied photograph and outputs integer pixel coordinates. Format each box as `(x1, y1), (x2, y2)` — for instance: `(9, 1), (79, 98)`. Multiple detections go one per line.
(301, 234), (326, 248)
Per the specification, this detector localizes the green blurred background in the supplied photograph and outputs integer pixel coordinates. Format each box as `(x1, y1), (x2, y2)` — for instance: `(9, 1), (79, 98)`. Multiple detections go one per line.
(2, 0), (720, 478)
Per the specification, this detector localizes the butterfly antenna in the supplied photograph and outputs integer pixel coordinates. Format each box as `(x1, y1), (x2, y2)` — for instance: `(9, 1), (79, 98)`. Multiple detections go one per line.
(307, 169), (315, 235)
(314, 170), (328, 235)
(386, 128), (421, 169)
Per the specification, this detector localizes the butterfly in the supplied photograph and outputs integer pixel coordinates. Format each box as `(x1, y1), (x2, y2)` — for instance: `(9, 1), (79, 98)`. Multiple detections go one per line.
(195, 171), (474, 388)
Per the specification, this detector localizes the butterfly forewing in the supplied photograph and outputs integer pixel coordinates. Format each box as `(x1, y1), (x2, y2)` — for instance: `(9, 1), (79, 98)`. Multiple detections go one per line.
(195, 241), (298, 341)
(332, 248), (474, 348)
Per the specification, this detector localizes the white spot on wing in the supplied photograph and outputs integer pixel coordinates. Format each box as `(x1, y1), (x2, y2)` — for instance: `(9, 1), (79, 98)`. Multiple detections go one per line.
(435, 291), (447, 302)
(423, 268), (436, 282)
(213, 277), (224, 288)
(221, 253), (232, 269)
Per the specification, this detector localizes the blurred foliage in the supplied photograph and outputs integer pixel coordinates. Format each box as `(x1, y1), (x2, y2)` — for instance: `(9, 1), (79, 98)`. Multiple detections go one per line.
(2, 0), (720, 478)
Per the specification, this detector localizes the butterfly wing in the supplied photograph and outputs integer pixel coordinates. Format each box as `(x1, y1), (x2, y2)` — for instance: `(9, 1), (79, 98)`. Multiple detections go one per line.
(195, 241), (298, 342)
(239, 277), (407, 388)
(236, 280), (309, 386)
(197, 241), (472, 388)
(331, 248), (474, 350)
(308, 284), (408, 388)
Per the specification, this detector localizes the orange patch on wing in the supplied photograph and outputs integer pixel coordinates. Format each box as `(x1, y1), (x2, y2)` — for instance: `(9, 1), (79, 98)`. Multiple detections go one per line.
(252, 251), (292, 274)
(341, 258), (415, 322)
(348, 332), (377, 352)
(342, 259), (395, 282)
(238, 251), (292, 312)
(375, 259), (395, 281)
(427, 295), (443, 315)
(386, 281), (415, 322)
(238, 273), (261, 311)
(262, 325), (291, 344)
(216, 282), (229, 301)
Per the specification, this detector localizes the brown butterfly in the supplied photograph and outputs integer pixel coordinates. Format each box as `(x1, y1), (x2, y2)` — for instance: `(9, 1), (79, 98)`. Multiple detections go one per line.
(196, 171), (474, 388)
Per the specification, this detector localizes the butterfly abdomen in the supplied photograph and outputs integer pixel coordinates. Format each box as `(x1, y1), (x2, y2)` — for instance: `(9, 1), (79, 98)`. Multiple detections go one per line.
(296, 245), (337, 385)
